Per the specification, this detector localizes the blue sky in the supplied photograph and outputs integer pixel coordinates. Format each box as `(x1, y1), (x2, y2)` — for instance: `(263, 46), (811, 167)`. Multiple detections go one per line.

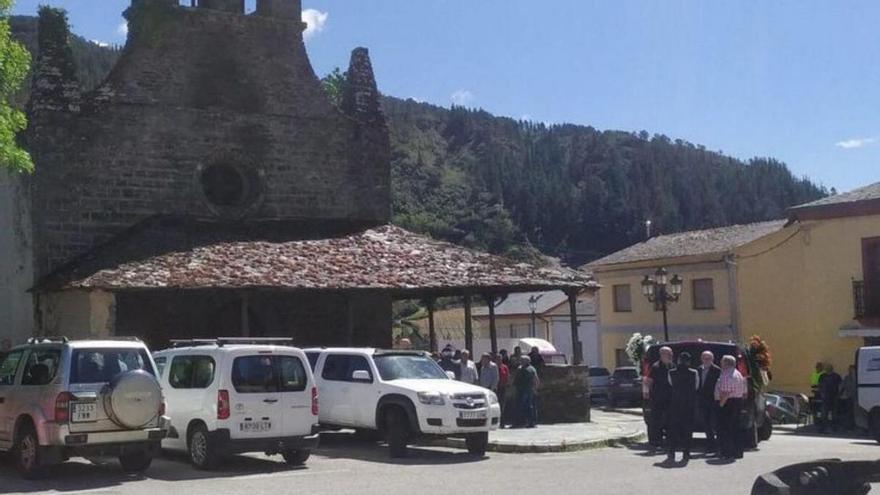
(11, 1), (880, 192)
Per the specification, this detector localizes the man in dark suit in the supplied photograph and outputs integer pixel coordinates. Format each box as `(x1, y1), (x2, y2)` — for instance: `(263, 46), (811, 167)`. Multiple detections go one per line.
(697, 350), (722, 453)
(645, 346), (674, 451)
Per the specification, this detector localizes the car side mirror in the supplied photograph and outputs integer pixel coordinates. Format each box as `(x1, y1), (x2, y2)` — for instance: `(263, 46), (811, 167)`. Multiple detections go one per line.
(351, 370), (371, 382)
(446, 371), (456, 380)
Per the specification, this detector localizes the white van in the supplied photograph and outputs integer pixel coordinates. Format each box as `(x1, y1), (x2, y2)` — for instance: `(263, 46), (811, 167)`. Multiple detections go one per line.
(153, 338), (319, 469)
(855, 346), (880, 440)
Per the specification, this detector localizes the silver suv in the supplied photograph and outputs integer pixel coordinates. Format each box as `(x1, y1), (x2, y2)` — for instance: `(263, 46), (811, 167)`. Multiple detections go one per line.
(0, 338), (169, 478)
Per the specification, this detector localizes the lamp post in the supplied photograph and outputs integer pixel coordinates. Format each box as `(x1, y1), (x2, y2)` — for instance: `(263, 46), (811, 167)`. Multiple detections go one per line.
(641, 267), (683, 342)
(528, 295), (539, 338)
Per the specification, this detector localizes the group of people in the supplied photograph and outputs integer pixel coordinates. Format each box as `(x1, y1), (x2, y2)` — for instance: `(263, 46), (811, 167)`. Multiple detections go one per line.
(810, 361), (856, 432)
(434, 345), (544, 428)
(645, 347), (748, 464)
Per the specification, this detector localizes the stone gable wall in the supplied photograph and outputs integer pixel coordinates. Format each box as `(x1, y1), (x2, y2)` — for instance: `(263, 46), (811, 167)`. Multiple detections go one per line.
(28, 2), (390, 276)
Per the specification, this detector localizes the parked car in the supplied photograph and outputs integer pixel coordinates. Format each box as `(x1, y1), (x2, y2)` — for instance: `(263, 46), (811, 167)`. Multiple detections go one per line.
(608, 366), (642, 407)
(764, 393), (799, 424)
(153, 338), (319, 469)
(641, 341), (773, 447)
(0, 337), (169, 479)
(308, 348), (501, 458)
(588, 366), (611, 399)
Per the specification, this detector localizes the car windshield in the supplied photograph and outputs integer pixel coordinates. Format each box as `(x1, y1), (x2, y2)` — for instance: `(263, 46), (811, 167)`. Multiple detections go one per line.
(70, 348), (155, 384)
(374, 354), (449, 381)
(589, 367), (610, 377)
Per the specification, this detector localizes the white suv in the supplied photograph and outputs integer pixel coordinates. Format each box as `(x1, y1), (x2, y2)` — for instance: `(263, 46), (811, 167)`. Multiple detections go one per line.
(307, 348), (501, 458)
(153, 339), (319, 469)
(0, 338), (169, 479)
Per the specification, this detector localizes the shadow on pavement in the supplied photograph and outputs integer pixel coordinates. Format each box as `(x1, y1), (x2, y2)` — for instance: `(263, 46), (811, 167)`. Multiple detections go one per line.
(316, 432), (487, 466)
(0, 458), (145, 494)
(0, 450), (307, 492)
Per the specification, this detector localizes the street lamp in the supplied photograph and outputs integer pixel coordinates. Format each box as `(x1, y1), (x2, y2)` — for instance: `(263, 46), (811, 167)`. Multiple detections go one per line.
(641, 267), (683, 342)
(528, 295), (541, 338)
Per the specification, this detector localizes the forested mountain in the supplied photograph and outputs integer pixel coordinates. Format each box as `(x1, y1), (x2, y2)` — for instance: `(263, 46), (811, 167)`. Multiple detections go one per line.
(9, 17), (826, 265)
(384, 98), (826, 265)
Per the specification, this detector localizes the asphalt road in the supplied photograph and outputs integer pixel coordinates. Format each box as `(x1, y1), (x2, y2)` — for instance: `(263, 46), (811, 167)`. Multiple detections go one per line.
(2, 431), (879, 495)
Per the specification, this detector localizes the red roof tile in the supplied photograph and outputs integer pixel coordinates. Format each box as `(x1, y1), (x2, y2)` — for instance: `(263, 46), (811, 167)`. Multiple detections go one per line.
(43, 223), (596, 295)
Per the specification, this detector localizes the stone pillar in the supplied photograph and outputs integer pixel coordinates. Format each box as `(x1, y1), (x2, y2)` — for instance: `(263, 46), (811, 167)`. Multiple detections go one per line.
(343, 48), (383, 120)
(567, 289), (583, 365)
(425, 299), (437, 352)
(28, 7), (81, 119)
(199, 0), (244, 13)
(485, 295), (498, 354)
(131, 0), (177, 8)
(463, 295), (474, 353)
(255, 0), (302, 20)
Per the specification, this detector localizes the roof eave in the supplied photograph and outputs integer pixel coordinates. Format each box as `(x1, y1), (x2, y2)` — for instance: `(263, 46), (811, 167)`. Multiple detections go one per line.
(788, 197), (880, 222)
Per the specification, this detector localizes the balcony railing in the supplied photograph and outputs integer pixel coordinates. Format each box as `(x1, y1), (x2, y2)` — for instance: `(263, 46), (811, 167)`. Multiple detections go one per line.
(854, 280), (866, 320)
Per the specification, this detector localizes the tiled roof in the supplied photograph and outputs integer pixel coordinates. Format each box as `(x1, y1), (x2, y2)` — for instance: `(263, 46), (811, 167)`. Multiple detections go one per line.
(587, 220), (787, 268)
(472, 291), (568, 317)
(790, 181), (880, 210)
(37, 217), (597, 294)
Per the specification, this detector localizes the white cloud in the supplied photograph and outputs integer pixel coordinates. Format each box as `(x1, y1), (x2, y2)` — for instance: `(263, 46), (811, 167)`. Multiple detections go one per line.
(836, 137), (877, 149)
(117, 21), (129, 37)
(520, 114), (533, 121)
(302, 9), (329, 40)
(451, 89), (475, 106)
(90, 39), (110, 48)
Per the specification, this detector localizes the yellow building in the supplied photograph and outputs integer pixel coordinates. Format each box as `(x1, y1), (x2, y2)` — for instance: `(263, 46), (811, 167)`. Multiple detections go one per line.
(588, 181), (880, 393)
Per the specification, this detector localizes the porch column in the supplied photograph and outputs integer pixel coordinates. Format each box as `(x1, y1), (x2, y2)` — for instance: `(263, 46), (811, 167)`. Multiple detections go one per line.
(463, 294), (474, 352)
(485, 294), (498, 354)
(426, 298), (437, 352)
(566, 289), (583, 365)
(240, 294), (250, 337)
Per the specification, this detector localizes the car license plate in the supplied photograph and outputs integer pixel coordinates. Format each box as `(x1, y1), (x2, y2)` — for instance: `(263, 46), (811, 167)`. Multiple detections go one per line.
(459, 410), (487, 420)
(620, 383), (634, 388)
(240, 421), (272, 433)
(71, 402), (98, 423)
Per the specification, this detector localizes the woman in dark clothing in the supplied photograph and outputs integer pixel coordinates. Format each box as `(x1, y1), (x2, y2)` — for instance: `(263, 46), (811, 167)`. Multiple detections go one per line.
(666, 352), (699, 463)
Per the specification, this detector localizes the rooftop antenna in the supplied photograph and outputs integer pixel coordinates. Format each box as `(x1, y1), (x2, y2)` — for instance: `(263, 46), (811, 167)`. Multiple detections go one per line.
(645, 219), (653, 240)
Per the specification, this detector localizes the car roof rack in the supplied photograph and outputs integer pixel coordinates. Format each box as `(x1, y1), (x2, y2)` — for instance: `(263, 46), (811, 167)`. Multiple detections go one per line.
(27, 336), (69, 344)
(169, 337), (296, 348)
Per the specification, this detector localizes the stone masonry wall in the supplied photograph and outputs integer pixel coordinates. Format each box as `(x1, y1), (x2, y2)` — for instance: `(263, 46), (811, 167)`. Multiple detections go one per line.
(0, 170), (34, 345)
(28, 2), (391, 276)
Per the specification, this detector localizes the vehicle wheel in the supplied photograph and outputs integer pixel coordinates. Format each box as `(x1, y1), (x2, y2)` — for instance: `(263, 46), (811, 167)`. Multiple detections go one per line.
(869, 410), (880, 443)
(385, 408), (410, 458)
(119, 451), (153, 473)
(14, 424), (43, 480)
(758, 413), (773, 442)
(282, 449), (311, 466)
(188, 424), (220, 470)
(465, 432), (489, 456)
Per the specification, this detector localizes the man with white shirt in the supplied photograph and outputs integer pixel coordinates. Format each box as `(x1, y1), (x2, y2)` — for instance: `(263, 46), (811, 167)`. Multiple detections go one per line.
(715, 354), (747, 460)
(459, 350), (479, 385)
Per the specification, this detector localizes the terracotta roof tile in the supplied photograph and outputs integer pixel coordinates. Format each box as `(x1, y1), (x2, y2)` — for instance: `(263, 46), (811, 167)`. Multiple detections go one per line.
(587, 220), (787, 268)
(40, 220), (596, 294)
(790, 181), (880, 210)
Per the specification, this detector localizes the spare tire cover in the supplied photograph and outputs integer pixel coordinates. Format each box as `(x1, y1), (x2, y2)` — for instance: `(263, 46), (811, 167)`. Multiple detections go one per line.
(104, 370), (162, 430)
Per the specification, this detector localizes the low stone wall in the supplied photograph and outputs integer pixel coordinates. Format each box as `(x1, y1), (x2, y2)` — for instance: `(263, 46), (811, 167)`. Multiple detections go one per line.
(538, 364), (591, 423)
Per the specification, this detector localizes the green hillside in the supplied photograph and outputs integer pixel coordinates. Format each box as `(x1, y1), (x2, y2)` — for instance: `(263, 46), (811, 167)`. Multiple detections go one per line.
(10, 17), (826, 265)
